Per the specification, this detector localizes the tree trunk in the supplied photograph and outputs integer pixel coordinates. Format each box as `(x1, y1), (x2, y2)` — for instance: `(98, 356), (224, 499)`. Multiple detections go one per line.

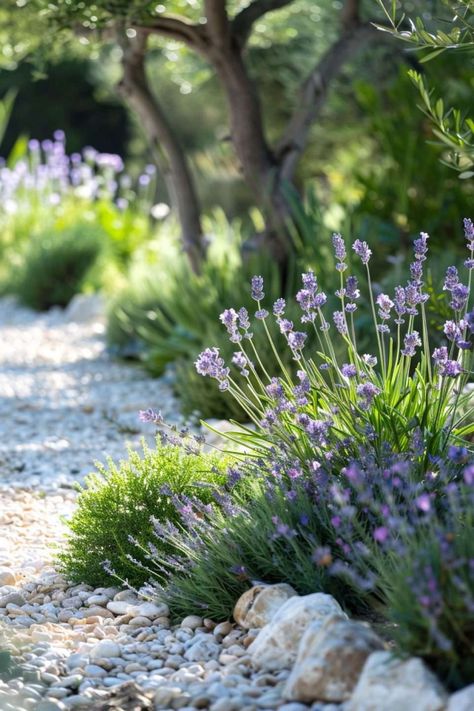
(211, 44), (294, 264)
(118, 31), (205, 273)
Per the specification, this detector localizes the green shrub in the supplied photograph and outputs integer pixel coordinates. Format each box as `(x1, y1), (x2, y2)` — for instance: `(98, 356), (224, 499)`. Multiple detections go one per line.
(10, 226), (102, 310)
(57, 441), (228, 589)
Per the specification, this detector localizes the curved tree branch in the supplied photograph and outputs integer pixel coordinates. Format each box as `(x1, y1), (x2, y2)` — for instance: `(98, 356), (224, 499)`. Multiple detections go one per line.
(276, 23), (378, 181)
(138, 14), (209, 54)
(232, 0), (295, 47)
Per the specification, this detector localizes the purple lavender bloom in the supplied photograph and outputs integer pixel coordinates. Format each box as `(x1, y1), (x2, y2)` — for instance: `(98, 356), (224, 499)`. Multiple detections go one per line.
(443, 320), (460, 342)
(376, 294), (394, 320)
(255, 309), (269, 320)
(410, 260), (423, 284)
(447, 445), (469, 463)
(356, 382), (381, 409)
(138, 408), (163, 425)
(432, 347), (448, 367)
(464, 217), (474, 248)
(401, 331), (421, 357)
(333, 311), (347, 335)
(450, 284), (469, 311)
(443, 266), (459, 292)
(278, 319), (294, 334)
(305, 418), (331, 443)
(413, 232), (429, 261)
(466, 308), (474, 335)
(302, 271), (317, 291)
(393, 286), (407, 324)
(195, 348), (230, 385)
(416, 493), (431, 512)
(352, 239), (372, 265)
(238, 307), (251, 330)
(341, 363), (357, 378)
(465, 258), (474, 270)
(440, 359), (462, 378)
(251, 275), (264, 301)
(266, 378), (284, 400)
(288, 331), (307, 353)
(362, 354), (377, 367)
(332, 233), (347, 271)
(273, 298), (286, 317)
(219, 308), (241, 343)
(373, 526), (389, 543)
(231, 352), (249, 377)
(345, 276), (360, 301)
(464, 464), (474, 485)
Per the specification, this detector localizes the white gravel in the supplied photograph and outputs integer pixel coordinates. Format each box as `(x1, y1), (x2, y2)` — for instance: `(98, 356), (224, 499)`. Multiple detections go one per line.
(0, 297), (331, 710)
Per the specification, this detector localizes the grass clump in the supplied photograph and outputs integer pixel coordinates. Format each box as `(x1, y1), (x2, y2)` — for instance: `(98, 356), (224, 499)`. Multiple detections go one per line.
(9, 226), (101, 310)
(57, 441), (228, 589)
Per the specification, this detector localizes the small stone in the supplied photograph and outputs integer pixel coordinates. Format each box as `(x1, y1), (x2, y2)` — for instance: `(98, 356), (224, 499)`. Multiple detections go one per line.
(89, 640), (121, 660)
(181, 615), (203, 630)
(0, 592), (26, 607)
(55, 674), (83, 690)
(213, 621), (233, 637)
(234, 584), (297, 629)
(66, 654), (88, 671)
(128, 615), (152, 627)
(86, 595), (108, 607)
(83, 664), (107, 678)
(113, 590), (137, 602)
(0, 571), (16, 586)
(184, 638), (220, 662)
(36, 701), (66, 711)
(106, 601), (131, 615)
(154, 686), (183, 706)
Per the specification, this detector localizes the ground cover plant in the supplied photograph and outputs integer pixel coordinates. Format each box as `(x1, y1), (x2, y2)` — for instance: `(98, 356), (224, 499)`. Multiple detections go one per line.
(132, 218), (474, 688)
(57, 441), (228, 588)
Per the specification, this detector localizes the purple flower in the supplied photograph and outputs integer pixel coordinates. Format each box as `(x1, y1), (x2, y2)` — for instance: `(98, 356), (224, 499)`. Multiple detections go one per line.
(251, 275), (264, 301)
(401, 331), (421, 357)
(345, 276), (360, 301)
(443, 266), (459, 292)
(362, 354), (377, 367)
(373, 526), (389, 543)
(255, 309), (269, 320)
(219, 309), (240, 342)
(432, 347), (448, 367)
(440, 359), (462, 378)
(333, 311), (347, 335)
(356, 382), (381, 409)
(302, 271), (318, 291)
(450, 284), (469, 311)
(138, 408), (163, 425)
(273, 298), (286, 317)
(376, 294), (394, 320)
(464, 217), (474, 249)
(341, 363), (357, 378)
(266, 378), (284, 400)
(352, 239), (372, 265)
(463, 464), (474, 485)
(332, 233), (347, 271)
(443, 320), (460, 342)
(231, 351), (250, 377)
(288, 331), (307, 353)
(278, 319), (294, 334)
(238, 307), (251, 330)
(393, 286), (406, 324)
(414, 232), (429, 261)
(195, 348), (229, 385)
(416, 493), (431, 512)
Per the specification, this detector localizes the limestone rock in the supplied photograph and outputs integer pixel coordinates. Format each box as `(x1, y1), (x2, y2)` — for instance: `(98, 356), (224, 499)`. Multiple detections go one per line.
(447, 684), (474, 711)
(284, 615), (384, 703)
(347, 651), (448, 711)
(248, 593), (346, 671)
(234, 583), (297, 629)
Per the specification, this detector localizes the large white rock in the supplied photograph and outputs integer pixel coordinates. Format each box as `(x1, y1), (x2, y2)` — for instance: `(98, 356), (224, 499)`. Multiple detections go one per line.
(248, 593), (346, 671)
(233, 583), (297, 629)
(284, 615), (384, 702)
(448, 684), (474, 711)
(347, 651), (448, 711)
(65, 294), (104, 323)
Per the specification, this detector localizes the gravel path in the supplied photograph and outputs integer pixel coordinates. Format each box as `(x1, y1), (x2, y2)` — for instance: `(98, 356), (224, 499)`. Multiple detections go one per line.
(0, 297), (324, 711)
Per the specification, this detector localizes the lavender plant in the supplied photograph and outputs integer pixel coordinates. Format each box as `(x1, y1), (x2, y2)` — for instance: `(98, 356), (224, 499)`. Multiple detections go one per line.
(0, 131), (157, 280)
(195, 220), (474, 468)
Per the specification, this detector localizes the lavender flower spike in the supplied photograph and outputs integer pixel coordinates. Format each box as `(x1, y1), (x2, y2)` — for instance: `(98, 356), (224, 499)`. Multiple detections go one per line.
(139, 408), (163, 425)
(251, 275), (264, 301)
(332, 233), (347, 271)
(401, 331), (421, 357)
(352, 239), (372, 265)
